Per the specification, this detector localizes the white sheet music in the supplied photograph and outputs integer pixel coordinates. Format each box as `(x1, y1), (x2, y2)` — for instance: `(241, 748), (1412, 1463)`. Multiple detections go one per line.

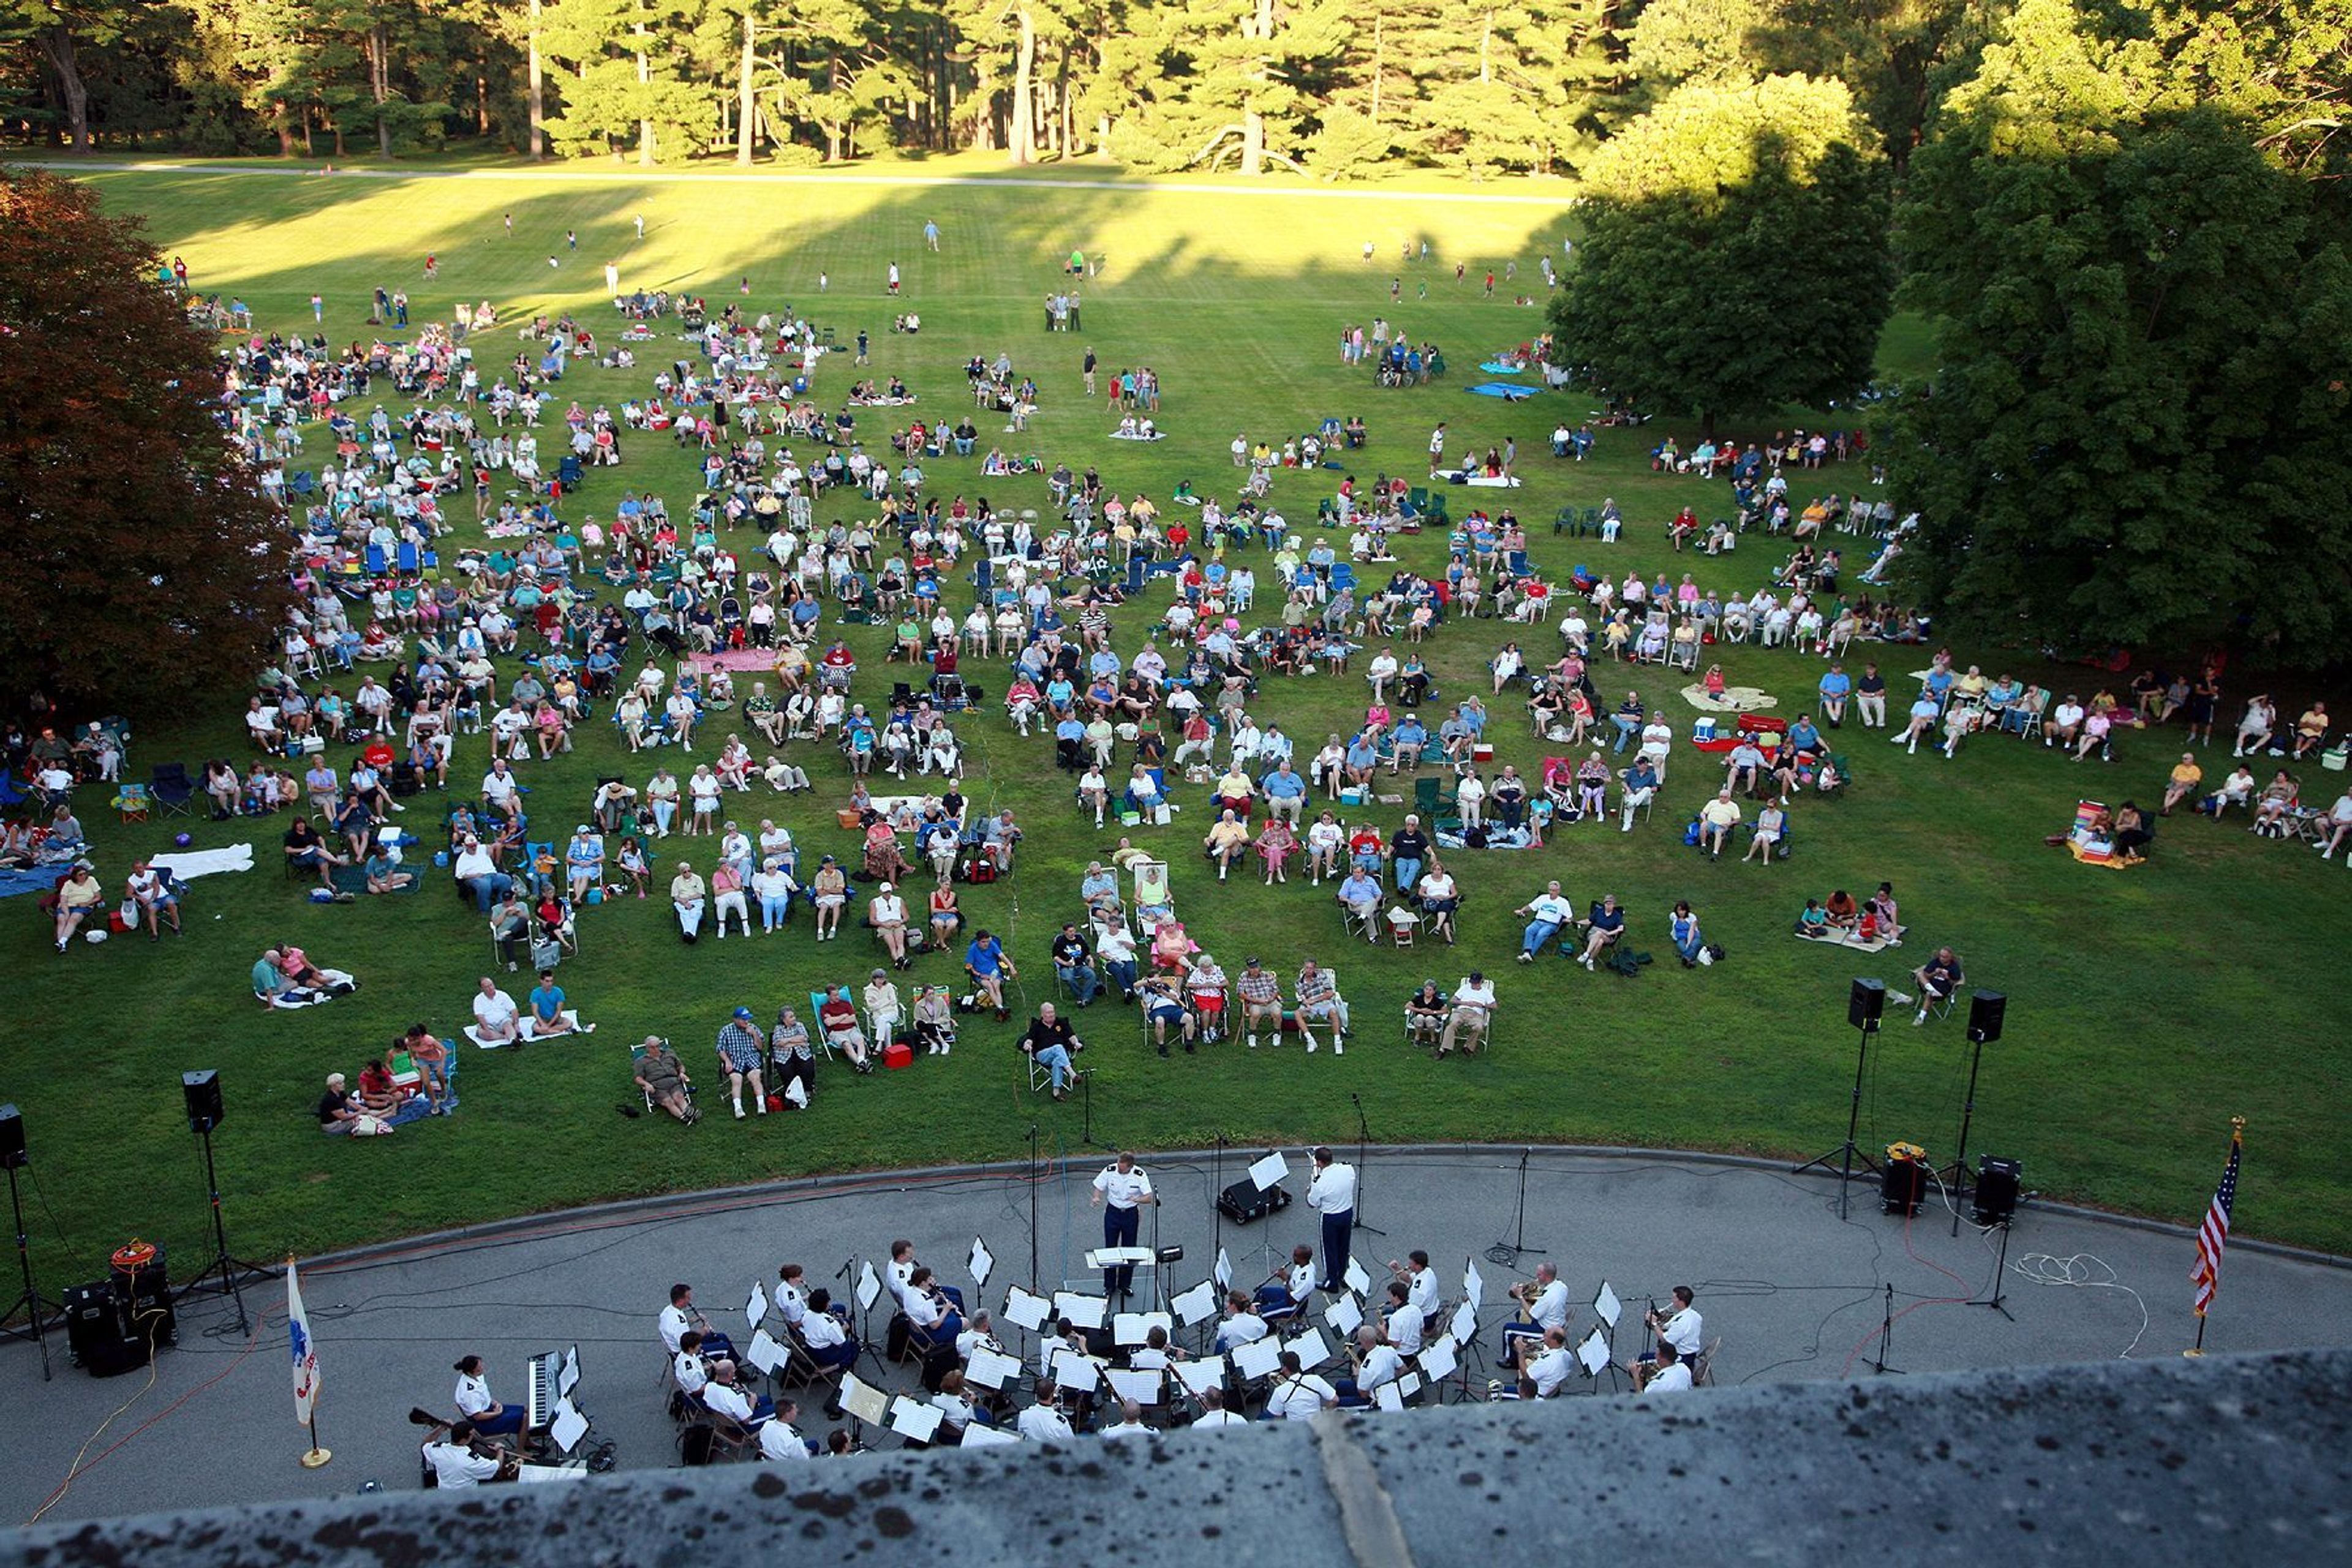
(1173, 1281), (1219, 1327)
(1419, 1336), (1458, 1384)
(1285, 1329), (1333, 1371)
(518, 1463), (589, 1484)
(1215, 1248), (1232, 1290)
(888, 1397), (944, 1442)
(745, 1281), (769, 1336)
(1107, 1368), (1163, 1404)
(1231, 1338), (1283, 1381)
(965, 1346), (1022, 1391)
(1577, 1329), (1611, 1378)
(1003, 1287), (1050, 1332)
(1114, 1311), (1171, 1346)
(962, 1422), (1019, 1447)
(1249, 1151), (1289, 1191)
(1463, 1258), (1485, 1306)
(1343, 1257), (1372, 1297)
(841, 1372), (890, 1426)
(1325, 1294), (1363, 1336)
(1450, 1300), (1478, 1344)
(1373, 1382), (1404, 1411)
(1054, 1291), (1108, 1330)
(1594, 1281), (1623, 1330)
(1174, 1357), (1226, 1397)
(1049, 1347), (1102, 1392)
(549, 1397), (587, 1453)
(558, 1346), (580, 1398)
(1400, 1373), (1423, 1399)
(744, 1329), (786, 1377)
(856, 1261), (883, 1314)
(970, 1237), (994, 1290)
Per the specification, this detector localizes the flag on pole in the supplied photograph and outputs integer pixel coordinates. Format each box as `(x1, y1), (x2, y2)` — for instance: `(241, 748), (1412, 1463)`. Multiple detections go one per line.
(2189, 1120), (2243, 1318)
(288, 1260), (321, 1425)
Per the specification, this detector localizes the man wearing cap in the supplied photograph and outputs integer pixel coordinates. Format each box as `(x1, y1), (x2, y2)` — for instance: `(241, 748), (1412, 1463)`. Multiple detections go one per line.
(715, 1006), (768, 1118)
(870, 882), (911, 967)
(1438, 971), (1496, 1056)
(1236, 956), (1284, 1048)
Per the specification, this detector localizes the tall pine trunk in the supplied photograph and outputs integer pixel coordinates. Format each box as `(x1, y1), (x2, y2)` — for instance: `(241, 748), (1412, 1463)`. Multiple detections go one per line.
(527, 0), (545, 159)
(1011, 5), (1036, 165)
(635, 18), (654, 165)
(736, 11), (758, 165)
(1240, 0), (1272, 176)
(35, 25), (90, 152)
(369, 23), (393, 157)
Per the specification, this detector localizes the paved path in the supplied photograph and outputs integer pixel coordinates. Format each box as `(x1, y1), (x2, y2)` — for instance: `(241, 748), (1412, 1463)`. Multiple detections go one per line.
(4, 1145), (2344, 1526)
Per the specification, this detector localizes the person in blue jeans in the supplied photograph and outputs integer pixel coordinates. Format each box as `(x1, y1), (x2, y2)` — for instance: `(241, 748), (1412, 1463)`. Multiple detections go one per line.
(965, 928), (1014, 1019)
(1611, 694), (1645, 752)
(1670, 900), (1705, 966)
(1390, 817), (1430, 892)
(1515, 882), (1575, 961)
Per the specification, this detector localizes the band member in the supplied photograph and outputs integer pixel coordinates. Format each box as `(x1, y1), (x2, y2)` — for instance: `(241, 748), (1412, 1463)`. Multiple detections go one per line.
(423, 1419), (516, 1488)
(1501, 1261), (1569, 1359)
(1305, 1146), (1357, 1292)
(1259, 1244), (1314, 1326)
(1642, 1286), (1703, 1366)
(451, 1354), (528, 1440)
(659, 1281), (737, 1362)
(1090, 1152), (1156, 1299)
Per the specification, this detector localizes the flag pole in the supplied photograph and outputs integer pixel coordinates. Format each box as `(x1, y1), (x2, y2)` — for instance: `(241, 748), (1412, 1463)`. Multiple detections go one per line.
(288, 1254), (331, 1467)
(302, 1408), (331, 1468)
(2184, 1313), (2206, 1359)
(2184, 1116), (2244, 1360)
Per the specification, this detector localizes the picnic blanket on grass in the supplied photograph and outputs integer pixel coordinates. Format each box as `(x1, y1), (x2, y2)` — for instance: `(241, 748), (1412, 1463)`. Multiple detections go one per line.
(151, 843), (257, 880)
(1464, 383), (1536, 402)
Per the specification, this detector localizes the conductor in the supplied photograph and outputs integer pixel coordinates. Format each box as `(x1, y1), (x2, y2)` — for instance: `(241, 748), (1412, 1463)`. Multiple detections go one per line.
(1090, 1151), (1157, 1300)
(1306, 1146), (1357, 1293)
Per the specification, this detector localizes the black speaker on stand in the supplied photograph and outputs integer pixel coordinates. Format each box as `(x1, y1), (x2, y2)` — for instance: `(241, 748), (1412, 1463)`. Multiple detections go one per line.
(175, 1071), (258, 1335)
(0, 1104), (52, 1380)
(1793, 979), (1887, 1219)
(1948, 990), (2006, 1235)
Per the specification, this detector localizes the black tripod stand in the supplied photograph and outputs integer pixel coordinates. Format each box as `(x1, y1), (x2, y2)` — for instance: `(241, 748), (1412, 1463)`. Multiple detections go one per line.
(1793, 998), (1884, 1220)
(1349, 1094), (1384, 1237)
(1972, 1219), (2016, 1321)
(4, 1160), (51, 1380)
(1948, 1031), (1990, 1237)
(1868, 1283), (1903, 1375)
(178, 1121), (258, 1335)
(1486, 1148), (1547, 1267)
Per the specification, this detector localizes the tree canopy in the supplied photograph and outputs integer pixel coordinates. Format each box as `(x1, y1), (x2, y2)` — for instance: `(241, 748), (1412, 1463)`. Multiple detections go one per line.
(0, 168), (293, 710)
(1547, 75), (1894, 436)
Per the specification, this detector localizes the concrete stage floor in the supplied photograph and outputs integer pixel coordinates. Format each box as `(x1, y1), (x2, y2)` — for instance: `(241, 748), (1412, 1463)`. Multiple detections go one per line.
(2, 1144), (2345, 1526)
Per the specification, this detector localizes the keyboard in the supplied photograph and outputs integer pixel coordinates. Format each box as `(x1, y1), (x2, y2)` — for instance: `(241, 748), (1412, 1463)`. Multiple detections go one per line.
(523, 1350), (561, 1431)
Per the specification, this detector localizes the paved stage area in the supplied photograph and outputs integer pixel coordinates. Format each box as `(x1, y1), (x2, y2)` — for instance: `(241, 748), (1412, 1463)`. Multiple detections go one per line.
(4, 1145), (2346, 1526)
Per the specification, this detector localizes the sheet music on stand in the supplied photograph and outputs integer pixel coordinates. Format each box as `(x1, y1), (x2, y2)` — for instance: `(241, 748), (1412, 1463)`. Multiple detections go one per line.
(549, 1398), (589, 1453)
(1173, 1281), (1219, 1327)
(965, 1346), (1022, 1391)
(745, 1281), (769, 1336)
(1576, 1329), (1611, 1378)
(1284, 1328), (1333, 1371)
(1232, 1338), (1283, 1381)
(1249, 1151), (1289, 1191)
(970, 1237), (994, 1291)
(1373, 1382), (1405, 1412)
(1114, 1311), (1172, 1347)
(557, 1346), (581, 1400)
(856, 1262), (883, 1314)
(1173, 1357), (1226, 1398)
(1419, 1335), (1459, 1384)
(1049, 1347), (1102, 1393)
(888, 1397), (945, 1444)
(1215, 1248), (1233, 1291)
(841, 1371), (891, 1426)
(1450, 1300), (1478, 1345)
(1343, 1258), (1373, 1298)
(1594, 1281), (1623, 1330)
(1054, 1291), (1109, 1330)
(1463, 1258), (1485, 1307)
(745, 1329), (786, 1378)
(1107, 1368), (1163, 1405)
(1324, 1294), (1363, 1336)
(1086, 1246), (1154, 1268)
(962, 1423), (1019, 1448)
(1003, 1286), (1050, 1332)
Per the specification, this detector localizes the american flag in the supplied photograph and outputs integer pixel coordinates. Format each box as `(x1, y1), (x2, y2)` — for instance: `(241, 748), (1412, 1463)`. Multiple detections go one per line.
(288, 1261), (320, 1425)
(2190, 1123), (2243, 1317)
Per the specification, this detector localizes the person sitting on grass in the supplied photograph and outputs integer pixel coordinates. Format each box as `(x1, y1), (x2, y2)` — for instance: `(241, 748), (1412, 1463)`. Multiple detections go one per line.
(524, 969), (593, 1039)
(317, 1073), (374, 1135)
(1794, 898), (1830, 939)
(2111, 801), (2154, 864)
(1669, 900), (1705, 966)
(284, 813), (351, 894)
(633, 1036), (698, 1123)
(471, 974), (522, 1046)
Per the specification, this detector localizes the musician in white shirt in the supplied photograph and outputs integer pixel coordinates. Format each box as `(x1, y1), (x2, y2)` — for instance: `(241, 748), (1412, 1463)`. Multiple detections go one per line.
(903, 1266), (964, 1344)
(1090, 1152), (1156, 1298)
(1128, 1324), (1182, 1371)
(423, 1422), (507, 1488)
(886, 1240), (918, 1309)
(1339, 1327), (1405, 1406)
(1635, 1338), (1694, 1393)
(1648, 1286), (1703, 1361)
(1306, 1147), (1358, 1292)
(1100, 1399), (1152, 1438)
(1517, 1327), (1575, 1399)
(1214, 1291), (1270, 1352)
(1016, 1381), (1075, 1441)
(660, 1282), (734, 1360)
(701, 1360), (772, 1428)
(1264, 1351), (1337, 1421)
(758, 1400), (813, 1463)
(1382, 1283), (1425, 1356)
(1190, 1387), (1248, 1429)
(671, 1332), (712, 1398)
(1502, 1262), (1567, 1359)
(797, 1288), (858, 1373)
(451, 1354), (527, 1439)
(1387, 1251), (1439, 1318)
(772, 1264), (810, 1332)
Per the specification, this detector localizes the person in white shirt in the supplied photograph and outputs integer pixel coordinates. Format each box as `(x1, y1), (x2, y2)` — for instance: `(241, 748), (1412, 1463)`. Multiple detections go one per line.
(1502, 1262), (1569, 1359)
(758, 1400), (813, 1462)
(659, 1281), (734, 1360)
(1016, 1381), (1074, 1442)
(870, 883), (911, 966)
(1515, 882), (1575, 962)
(1100, 1399), (1152, 1438)
(470, 975), (520, 1046)
(771, 1264), (809, 1332)
(885, 1240), (919, 1311)
(1306, 1146), (1357, 1291)
(1346, 1326), (1409, 1406)
(1090, 1152), (1156, 1298)
(1386, 1252), (1439, 1319)
(1264, 1351), (1337, 1421)
(1515, 1326), (1575, 1399)
(451, 1354), (527, 1440)
(1260, 1245), (1315, 1327)
(423, 1422), (507, 1488)
(1382, 1283), (1425, 1356)
(1190, 1387), (1248, 1429)
(863, 970), (903, 1045)
(701, 1360), (766, 1428)
(672, 1331), (712, 1398)
(1439, 970), (1496, 1055)
(1635, 1339), (1694, 1393)
(1214, 1291), (1270, 1352)
(480, 760), (522, 820)
(1647, 1285), (1703, 1362)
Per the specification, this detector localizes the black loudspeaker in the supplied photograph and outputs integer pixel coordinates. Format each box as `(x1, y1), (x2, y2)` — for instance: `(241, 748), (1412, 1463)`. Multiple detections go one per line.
(182, 1070), (224, 1135)
(1216, 1178), (1293, 1226)
(1973, 1156), (2022, 1226)
(0, 1102), (24, 1170)
(1849, 978), (1886, 1030)
(1880, 1157), (1926, 1217)
(1967, 990), (2007, 1045)
(62, 1281), (150, 1378)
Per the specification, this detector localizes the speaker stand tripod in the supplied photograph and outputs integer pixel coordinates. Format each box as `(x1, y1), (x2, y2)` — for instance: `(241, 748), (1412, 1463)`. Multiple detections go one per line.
(3, 1163), (51, 1379)
(1972, 1219), (2016, 1321)
(1793, 1013), (1883, 1220)
(176, 1121), (263, 1335)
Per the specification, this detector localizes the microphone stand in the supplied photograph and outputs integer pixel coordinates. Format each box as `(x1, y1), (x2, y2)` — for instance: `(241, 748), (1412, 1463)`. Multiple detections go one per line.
(1080, 1063), (1110, 1152)
(1212, 1136), (1225, 1284)
(1351, 1094), (1385, 1237)
(1868, 1283), (1903, 1376)
(1028, 1124), (1041, 1290)
(1485, 1147), (1545, 1267)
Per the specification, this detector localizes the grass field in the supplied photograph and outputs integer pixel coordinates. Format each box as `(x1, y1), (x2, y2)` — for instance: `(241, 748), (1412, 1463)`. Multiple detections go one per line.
(6, 158), (2338, 1295)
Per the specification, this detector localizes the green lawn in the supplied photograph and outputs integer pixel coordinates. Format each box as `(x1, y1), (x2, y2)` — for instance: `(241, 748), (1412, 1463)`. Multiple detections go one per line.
(6, 164), (2335, 1297)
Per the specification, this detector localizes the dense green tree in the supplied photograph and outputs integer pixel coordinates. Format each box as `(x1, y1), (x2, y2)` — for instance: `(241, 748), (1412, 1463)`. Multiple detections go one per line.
(0, 170), (295, 711)
(541, 0), (705, 162)
(1547, 74), (1894, 435)
(1889, 110), (2352, 664)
